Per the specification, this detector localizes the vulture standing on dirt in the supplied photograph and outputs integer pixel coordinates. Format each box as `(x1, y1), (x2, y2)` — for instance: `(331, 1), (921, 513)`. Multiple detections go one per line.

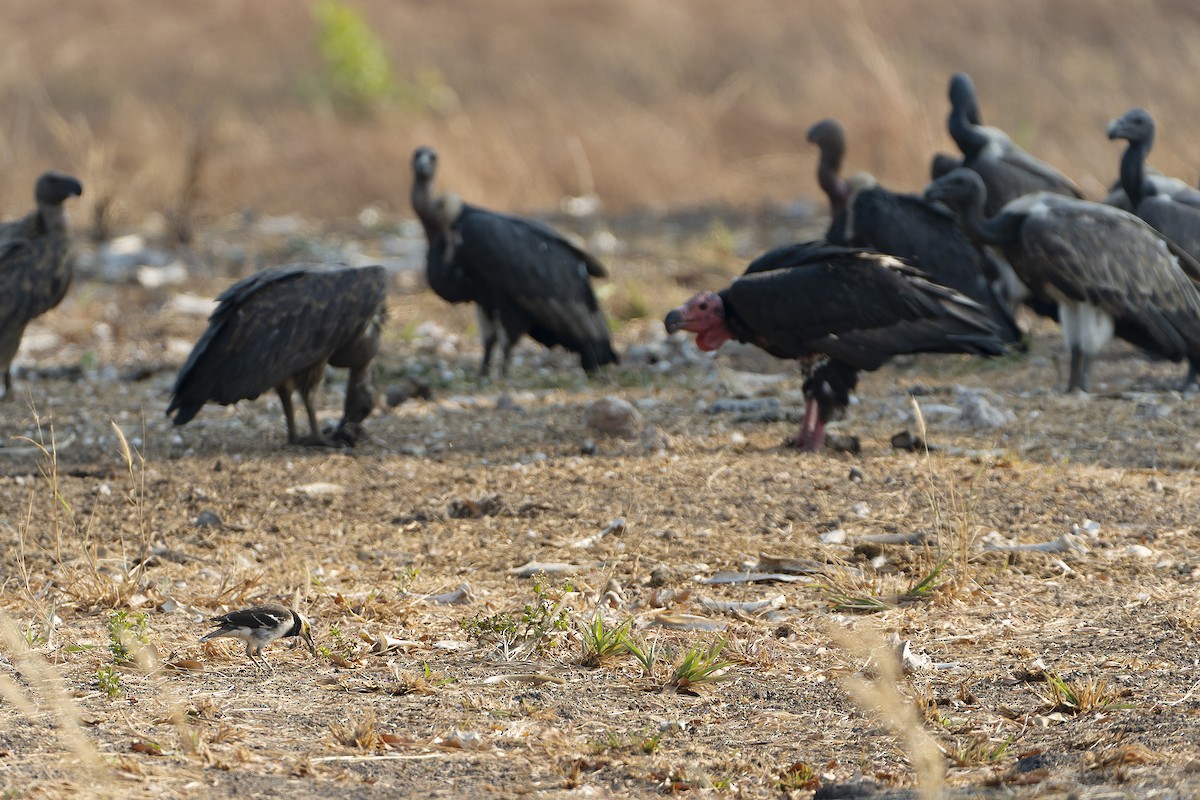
(1106, 108), (1200, 256)
(947, 72), (1083, 216)
(925, 168), (1200, 392)
(167, 263), (387, 446)
(664, 241), (1007, 451)
(806, 118), (1021, 344)
(410, 146), (618, 379)
(0, 171), (84, 400)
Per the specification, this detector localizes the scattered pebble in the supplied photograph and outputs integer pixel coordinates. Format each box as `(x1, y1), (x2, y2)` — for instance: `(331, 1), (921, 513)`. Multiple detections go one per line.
(193, 510), (222, 528)
(819, 529), (848, 545)
(1126, 544), (1154, 559)
(848, 467), (863, 483)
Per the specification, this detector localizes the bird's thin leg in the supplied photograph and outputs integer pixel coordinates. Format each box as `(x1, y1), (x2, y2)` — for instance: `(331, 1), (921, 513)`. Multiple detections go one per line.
(1, 369), (10, 402)
(277, 388), (299, 443)
(1184, 364), (1198, 392)
(476, 307), (497, 381)
(1067, 345), (1090, 393)
(785, 398), (822, 452)
(301, 388), (322, 442)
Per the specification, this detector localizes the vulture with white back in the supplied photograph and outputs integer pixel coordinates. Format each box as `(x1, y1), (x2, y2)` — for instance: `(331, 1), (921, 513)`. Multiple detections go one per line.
(926, 168), (1200, 392)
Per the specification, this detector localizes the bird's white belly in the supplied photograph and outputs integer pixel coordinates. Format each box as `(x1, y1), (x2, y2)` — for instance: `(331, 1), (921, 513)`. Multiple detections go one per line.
(1057, 300), (1115, 355)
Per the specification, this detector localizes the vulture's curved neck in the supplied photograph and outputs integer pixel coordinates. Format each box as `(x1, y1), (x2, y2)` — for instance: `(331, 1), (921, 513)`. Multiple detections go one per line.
(1119, 136), (1152, 209)
(948, 104), (988, 161)
(411, 178), (439, 241)
(955, 191), (1022, 248)
(35, 204), (68, 236)
(817, 147), (849, 216)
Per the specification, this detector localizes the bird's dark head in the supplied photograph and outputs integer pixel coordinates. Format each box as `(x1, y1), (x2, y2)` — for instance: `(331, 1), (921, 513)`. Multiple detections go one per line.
(293, 612), (317, 655)
(806, 118), (845, 157)
(1106, 108), (1155, 145)
(664, 291), (731, 351)
(948, 72), (977, 109)
(412, 147), (438, 181)
(35, 171), (83, 206)
(923, 167), (986, 213)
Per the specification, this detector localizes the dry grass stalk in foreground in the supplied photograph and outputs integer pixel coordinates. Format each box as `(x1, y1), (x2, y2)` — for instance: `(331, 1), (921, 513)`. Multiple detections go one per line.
(829, 622), (946, 799)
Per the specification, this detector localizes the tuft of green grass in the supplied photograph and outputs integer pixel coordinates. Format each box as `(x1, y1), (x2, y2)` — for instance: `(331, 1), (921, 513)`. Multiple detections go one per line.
(578, 612), (633, 667)
(1037, 672), (1128, 715)
(669, 639), (735, 692)
(775, 761), (819, 791)
(947, 735), (1012, 767)
(624, 634), (662, 678)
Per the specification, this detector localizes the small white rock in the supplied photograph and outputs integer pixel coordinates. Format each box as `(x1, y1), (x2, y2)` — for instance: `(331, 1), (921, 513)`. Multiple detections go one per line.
(1126, 544), (1154, 559)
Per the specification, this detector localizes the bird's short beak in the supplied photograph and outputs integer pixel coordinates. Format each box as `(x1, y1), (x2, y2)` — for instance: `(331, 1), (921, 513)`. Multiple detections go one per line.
(664, 307), (686, 334)
(302, 628), (317, 656)
(1105, 119), (1123, 140)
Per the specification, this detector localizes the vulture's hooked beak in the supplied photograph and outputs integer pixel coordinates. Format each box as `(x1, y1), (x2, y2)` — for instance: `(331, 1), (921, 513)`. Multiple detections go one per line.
(663, 307), (686, 334)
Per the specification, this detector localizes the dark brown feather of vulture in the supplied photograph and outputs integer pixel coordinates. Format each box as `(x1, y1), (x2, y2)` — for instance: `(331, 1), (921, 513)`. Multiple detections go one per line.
(0, 171), (83, 400)
(167, 263), (387, 446)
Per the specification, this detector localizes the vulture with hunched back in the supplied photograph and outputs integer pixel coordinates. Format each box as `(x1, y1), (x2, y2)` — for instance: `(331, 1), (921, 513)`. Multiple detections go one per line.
(410, 146), (618, 379)
(0, 171), (83, 400)
(168, 263), (387, 446)
(926, 168), (1200, 392)
(806, 118), (1022, 344)
(947, 73), (1083, 216)
(664, 241), (1007, 451)
(1106, 108), (1200, 258)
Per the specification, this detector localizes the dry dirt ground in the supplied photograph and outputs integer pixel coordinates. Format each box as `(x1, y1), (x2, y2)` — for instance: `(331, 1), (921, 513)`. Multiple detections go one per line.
(2, 214), (1200, 799)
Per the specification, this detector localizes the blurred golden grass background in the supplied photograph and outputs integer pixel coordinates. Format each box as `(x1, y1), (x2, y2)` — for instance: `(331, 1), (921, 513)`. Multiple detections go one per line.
(3, 0), (1200, 231)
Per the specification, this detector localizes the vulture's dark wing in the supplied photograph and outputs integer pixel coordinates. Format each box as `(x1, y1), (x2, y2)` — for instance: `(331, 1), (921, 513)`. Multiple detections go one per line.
(455, 205), (615, 364)
(726, 251), (1006, 371)
(1014, 196), (1200, 358)
(168, 264), (387, 424)
(741, 241), (867, 276)
(967, 132), (1082, 214)
(477, 207), (608, 277)
(0, 234), (71, 325)
(850, 188), (1021, 341)
(1133, 196), (1200, 262)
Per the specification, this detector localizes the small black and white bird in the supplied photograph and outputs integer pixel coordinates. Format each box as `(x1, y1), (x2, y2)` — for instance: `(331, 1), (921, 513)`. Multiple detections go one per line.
(200, 605), (316, 670)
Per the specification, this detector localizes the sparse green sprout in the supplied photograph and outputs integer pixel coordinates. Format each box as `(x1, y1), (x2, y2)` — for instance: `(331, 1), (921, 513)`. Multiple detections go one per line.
(96, 664), (121, 698)
(670, 639), (735, 691)
(776, 761), (819, 791)
(624, 634), (662, 678)
(461, 576), (573, 657)
(905, 557), (949, 598)
(948, 735), (1012, 767)
(1038, 672), (1128, 715)
(106, 610), (150, 664)
(578, 612), (632, 667)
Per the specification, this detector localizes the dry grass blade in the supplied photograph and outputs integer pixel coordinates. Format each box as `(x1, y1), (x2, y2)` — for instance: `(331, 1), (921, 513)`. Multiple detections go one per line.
(828, 623), (945, 800)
